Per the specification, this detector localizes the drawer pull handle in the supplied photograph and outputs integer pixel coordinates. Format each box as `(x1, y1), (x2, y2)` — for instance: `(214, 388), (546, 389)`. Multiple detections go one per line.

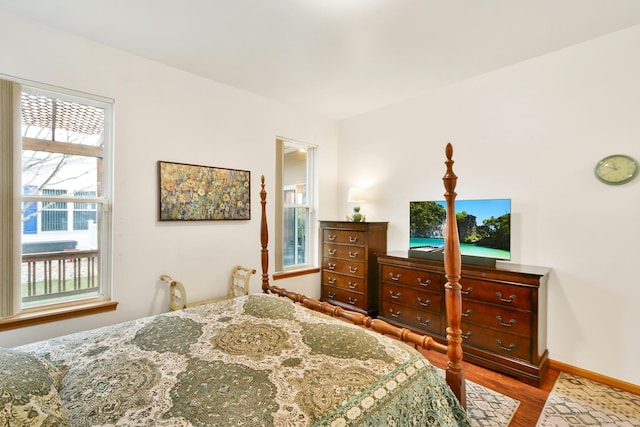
(417, 297), (431, 307)
(348, 282), (358, 289)
(327, 263), (336, 270)
(461, 287), (473, 295)
(348, 297), (358, 305)
(328, 248), (337, 255)
(496, 292), (516, 303)
(417, 316), (431, 327)
(327, 277), (336, 284)
(417, 278), (431, 287)
(496, 339), (516, 352)
(328, 234), (337, 241)
(348, 266), (359, 274)
(348, 251), (359, 258)
(349, 236), (358, 243)
(389, 290), (401, 299)
(388, 272), (402, 281)
(388, 308), (401, 318)
(496, 316), (516, 327)
(328, 292), (336, 299)
(462, 309), (472, 317)
(461, 331), (472, 340)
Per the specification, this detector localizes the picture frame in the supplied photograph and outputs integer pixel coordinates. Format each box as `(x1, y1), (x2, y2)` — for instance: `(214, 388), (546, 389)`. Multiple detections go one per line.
(158, 161), (251, 221)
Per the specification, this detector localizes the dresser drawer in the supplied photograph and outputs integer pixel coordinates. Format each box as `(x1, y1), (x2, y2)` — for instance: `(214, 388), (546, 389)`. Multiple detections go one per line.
(380, 301), (442, 335)
(323, 258), (365, 277)
(460, 277), (532, 311)
(322, 272), (364, 293)
(322, 286), (366, 311)
(323, 244), (365, 261)
(380, 265), (443, 292)
(381, 282), (441, 313)
(461, 299), (531, 336)
(323, 229), (366, 246)
(461, 322), (531, 362)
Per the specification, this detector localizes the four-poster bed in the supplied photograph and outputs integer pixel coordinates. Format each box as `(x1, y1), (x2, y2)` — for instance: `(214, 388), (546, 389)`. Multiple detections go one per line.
(4, 144), (469, 426)
(260, 143), (466, 406)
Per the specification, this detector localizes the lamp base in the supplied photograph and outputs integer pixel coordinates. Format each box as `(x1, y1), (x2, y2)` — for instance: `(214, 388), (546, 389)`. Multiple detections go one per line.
(351, 206), (363, 222)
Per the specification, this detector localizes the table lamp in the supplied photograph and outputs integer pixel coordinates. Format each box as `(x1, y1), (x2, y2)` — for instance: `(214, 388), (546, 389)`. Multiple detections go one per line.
(347, 187), (366, 222)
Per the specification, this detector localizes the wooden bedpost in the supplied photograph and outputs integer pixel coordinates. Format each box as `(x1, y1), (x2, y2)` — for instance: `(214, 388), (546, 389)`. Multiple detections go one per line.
(443, 143), (467, 408)
(260, 175), (270, 293)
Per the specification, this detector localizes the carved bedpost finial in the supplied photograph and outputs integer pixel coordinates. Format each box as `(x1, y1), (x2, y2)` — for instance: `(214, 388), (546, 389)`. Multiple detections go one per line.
(446, 142), (453, 160)
(443, 142), (457, 199)
(260, 176), (270, 293)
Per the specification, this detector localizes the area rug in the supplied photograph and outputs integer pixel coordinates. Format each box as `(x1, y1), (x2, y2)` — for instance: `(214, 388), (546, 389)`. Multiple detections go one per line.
(437, 369), (520, 426)
(466, 378), (520, 426)
(536, 372), (640, 426)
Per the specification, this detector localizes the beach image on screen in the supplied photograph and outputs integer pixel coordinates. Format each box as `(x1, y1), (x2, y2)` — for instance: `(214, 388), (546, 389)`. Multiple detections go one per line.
(409, 199), (511, 260)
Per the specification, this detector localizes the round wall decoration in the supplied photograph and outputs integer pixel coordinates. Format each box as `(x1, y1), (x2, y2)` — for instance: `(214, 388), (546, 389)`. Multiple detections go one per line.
(594, 154), (638, 185)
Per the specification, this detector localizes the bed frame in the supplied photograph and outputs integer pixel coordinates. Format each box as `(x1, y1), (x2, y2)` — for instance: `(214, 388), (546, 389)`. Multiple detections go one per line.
(259, 143), (466, 407)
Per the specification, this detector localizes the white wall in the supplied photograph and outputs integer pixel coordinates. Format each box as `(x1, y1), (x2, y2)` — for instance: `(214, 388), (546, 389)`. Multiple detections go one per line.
(0, 9), (335, 347)
(338, 25), (640, 385)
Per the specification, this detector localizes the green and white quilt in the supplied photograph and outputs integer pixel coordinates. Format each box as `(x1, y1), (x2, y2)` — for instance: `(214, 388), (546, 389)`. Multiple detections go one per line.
(12, 294), (470, 426)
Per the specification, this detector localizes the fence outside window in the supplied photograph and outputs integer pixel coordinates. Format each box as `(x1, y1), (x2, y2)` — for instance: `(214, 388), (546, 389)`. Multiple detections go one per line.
(21, 249), (99, 306)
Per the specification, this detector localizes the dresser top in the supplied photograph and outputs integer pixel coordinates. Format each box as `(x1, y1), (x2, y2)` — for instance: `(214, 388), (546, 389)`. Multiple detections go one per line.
(320, 220), (388, 224)
(382, 250), (550, 277)
(319, 220), (388, 230)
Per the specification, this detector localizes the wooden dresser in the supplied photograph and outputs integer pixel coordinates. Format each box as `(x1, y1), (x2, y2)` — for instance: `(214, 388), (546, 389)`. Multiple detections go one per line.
(320, 221), (388, 316)
(377, 251), (550, 386)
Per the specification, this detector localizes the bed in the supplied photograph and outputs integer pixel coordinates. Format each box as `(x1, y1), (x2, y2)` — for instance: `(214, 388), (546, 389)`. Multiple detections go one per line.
(3, 144), (469, 426)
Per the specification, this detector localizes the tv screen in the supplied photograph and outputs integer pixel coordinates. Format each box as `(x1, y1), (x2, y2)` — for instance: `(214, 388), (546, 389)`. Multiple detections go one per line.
(409, 199), (511, 261)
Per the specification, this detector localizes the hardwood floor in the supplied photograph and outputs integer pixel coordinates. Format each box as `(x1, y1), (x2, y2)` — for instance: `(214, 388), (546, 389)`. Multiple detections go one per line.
(425, 350), (560, 427)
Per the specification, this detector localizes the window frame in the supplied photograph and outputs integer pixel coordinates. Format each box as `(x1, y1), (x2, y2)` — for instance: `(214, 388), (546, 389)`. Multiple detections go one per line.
(6, 81), (115, 322)
(275, 138), (318, 275)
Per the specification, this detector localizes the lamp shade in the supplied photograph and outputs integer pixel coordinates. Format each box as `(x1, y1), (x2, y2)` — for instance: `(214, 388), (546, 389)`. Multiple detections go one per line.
(347, 187), (366, 203)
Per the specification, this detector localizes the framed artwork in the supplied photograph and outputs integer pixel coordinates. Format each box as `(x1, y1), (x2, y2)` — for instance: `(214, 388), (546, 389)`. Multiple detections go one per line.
(158, 161), (250, 221)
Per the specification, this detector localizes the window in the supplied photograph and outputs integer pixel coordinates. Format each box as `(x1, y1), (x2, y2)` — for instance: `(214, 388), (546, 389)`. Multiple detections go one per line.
(275, 138), (317, 272)
(0, 78), (113, 319)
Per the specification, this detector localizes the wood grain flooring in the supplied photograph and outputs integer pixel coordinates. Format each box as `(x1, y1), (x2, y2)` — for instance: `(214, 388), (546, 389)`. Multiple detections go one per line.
(425, 350), (560, 427)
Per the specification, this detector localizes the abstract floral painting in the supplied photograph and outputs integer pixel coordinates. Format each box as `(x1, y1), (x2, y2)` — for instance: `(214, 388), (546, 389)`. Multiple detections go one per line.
(158, 161), (250, 220)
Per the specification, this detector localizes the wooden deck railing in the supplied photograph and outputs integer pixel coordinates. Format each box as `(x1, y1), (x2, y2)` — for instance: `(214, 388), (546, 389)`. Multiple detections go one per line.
(22, 249), (99, 303)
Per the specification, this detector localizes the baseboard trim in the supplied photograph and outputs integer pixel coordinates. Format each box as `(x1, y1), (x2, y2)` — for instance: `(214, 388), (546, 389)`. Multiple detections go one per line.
(550, 359), (640, 396)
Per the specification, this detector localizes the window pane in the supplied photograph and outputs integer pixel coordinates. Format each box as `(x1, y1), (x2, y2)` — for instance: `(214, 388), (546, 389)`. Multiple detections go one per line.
(283, 207), (295, 266)
(283, 146), (309, 268)
(21, 93), (104, 146)
(21, 205), (102, 308)
(19, 88), (109, 310)
(296, 207), (309, 265)
(22, 152), (98, 197)
(283, 206), (309, 267)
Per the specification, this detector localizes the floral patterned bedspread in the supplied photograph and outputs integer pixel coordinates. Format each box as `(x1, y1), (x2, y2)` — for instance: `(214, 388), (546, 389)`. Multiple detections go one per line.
(17, 294), (470, 426)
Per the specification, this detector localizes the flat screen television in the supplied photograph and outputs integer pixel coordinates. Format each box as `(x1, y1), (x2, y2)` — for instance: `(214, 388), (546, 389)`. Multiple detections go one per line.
(409, 199), (511, 265)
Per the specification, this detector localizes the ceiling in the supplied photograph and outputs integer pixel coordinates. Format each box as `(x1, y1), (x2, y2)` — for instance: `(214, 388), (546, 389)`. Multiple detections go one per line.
(2, 0), (640, 120)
